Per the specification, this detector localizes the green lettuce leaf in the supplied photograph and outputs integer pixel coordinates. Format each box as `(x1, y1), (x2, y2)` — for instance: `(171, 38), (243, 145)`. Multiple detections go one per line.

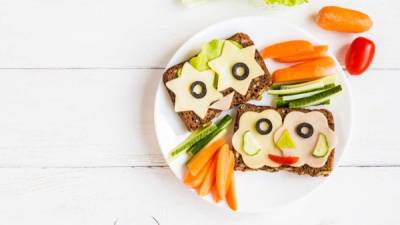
(264, 0), (308, 7)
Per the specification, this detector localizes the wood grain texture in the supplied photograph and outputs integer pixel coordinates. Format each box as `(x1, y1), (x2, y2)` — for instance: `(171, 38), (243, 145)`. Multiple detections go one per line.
(0, 167), (399, 225)
(0, 0), (399, 223)
(0, 0), (397, 68)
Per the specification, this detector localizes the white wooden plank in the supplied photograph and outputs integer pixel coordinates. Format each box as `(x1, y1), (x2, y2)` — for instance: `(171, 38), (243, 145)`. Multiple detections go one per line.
(0, 69), (398, 167)
(0, 0), (397, 68)
(0, 167), (398, 225)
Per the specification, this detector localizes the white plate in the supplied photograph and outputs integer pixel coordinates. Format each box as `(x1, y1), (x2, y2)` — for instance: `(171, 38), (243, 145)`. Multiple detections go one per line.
(154, 17), (353, 213)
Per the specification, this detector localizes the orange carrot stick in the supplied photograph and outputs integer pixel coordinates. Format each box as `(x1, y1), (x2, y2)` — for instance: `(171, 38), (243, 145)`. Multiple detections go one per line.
(316, 6), (373, 33)
(187, 139), (225, 176)
(275, 45), (328, 63)
(226, 173), (238, 211)
(216, 144), (231, 199)
(198, 156), (217, 197)
(211, 187), (222, 203)
(272, 65), (327, 84)
(272, 56), (334, 84)
(261, 40), (313, 59)
(297, 56), (335, 68)
(183, 158), (212, 188)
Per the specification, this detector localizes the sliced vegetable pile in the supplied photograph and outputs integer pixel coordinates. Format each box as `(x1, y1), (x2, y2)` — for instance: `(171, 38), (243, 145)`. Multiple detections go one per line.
(184, 140), (237, 211)
(168, 115), (237, 210)
(262, 40), (342, 108)
(169, 115), (232, 159)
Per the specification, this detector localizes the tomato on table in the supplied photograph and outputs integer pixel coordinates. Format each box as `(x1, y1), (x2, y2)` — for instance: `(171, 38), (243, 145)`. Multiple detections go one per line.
(345, 37), (375, 75)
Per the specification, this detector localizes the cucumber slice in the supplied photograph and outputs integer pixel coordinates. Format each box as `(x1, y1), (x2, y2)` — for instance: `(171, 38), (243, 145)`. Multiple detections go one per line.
(312, 133), (329, 158)
(242, 131), (262, 156)
(289, 85), (342, 108)
(310, 99), (330, 106)
(282, 84), (335, 101)
(271, 83), (282, 90)
(280, 74), (337, 90)
(268, 81), (325, 96)
(187, 114), (233, 157)
(169, 124), (217, 159)
(276, 129), (296, 149)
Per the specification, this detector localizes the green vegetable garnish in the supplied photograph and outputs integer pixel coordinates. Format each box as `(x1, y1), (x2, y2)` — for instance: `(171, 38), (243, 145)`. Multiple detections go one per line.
(264, 0), (308, 7)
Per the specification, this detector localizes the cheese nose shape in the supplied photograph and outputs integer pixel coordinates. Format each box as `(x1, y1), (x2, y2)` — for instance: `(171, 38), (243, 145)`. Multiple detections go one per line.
(275, 129), (296, 150)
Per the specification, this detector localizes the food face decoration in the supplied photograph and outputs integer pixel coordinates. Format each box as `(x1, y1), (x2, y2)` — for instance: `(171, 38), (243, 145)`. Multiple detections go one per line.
(232, 110), (337, 169)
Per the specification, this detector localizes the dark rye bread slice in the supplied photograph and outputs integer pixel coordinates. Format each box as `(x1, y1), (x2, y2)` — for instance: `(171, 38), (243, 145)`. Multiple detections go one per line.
(234, 104), (335, 177)
(163, 32), (272, 131)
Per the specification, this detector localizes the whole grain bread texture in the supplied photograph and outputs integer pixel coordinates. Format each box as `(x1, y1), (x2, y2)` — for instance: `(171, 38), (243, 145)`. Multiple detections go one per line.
(233, 104), (335, 177)
(163, 33), (272, 131)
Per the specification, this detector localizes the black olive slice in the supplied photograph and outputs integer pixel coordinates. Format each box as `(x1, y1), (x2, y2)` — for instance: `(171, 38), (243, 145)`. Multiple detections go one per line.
(255, 118), (273, 135)
(296, 123), (314, 138)
(231, 62), (249, 81)
(190, 81), (207, 99)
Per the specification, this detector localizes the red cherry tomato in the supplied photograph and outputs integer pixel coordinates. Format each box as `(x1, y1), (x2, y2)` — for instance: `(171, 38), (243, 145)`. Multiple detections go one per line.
(268, 154), (299, 165)
(345, 37), (375, 75)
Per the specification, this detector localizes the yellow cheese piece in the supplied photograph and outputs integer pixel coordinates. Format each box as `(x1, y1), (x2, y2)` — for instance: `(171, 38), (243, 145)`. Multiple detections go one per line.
(208, 41), (264, 95)
(166, 62), (223, 119)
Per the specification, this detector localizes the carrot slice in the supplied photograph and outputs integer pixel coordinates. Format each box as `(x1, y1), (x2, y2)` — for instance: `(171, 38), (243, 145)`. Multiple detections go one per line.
(216, 144), (231, 199)
(226, 173), (237, 211)
(187, 139), (225, 176)
(297, 56), (335, 68)
(198, 156), (217, 197)
(224, 150), (235, 194)
(275, 45), (328, 63)
(261, 40), (313, 59)
(183, 157), (212, 188)
(272, 56), (335, 84)
(272, 65), (327, 84)
(211, 187), (222, 203)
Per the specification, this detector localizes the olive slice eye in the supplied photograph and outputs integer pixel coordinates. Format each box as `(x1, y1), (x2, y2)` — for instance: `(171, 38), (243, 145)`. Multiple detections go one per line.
(190, 81), (207, 99)
(296, 122), (314, 138)
(255, 118), (273, 135)
(231, 62), (249, 81)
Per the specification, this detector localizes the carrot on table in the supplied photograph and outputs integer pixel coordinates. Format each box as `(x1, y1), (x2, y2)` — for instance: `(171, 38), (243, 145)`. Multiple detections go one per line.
(183, 158), (212, 188)
(226, 172), (237, 211)
(275, 45), (328, 63)
(198, 156), (217, 197)
(316, 6), (373, 33)
(187, 139), (225, 176)
(261, 40), (313, 59)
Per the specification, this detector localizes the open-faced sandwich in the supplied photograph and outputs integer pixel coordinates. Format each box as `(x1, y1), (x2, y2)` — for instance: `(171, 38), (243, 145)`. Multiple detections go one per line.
(232, 104), (337, 177)
(163, 33), (272, 131)
(165, 34), (345, 211)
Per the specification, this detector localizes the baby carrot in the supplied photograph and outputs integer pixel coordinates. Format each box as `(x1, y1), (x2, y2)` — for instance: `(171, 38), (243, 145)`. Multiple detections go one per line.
(275, 45), (328, 63)
(187, 139), (225, 176)
(261, 40), (313, 59)
(316, 6), (373, 33)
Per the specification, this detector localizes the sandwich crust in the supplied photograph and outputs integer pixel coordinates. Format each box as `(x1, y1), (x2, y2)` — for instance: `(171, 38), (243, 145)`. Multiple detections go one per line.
(233, 104), (335, 177)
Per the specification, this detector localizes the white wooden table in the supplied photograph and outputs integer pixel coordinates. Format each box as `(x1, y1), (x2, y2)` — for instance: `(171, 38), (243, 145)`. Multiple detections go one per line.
(0, 0), (399, 224)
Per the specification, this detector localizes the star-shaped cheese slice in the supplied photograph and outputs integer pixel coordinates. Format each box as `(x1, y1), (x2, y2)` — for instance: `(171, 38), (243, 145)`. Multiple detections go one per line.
(208, 41), (265, 95)
(166, 62), (223, 119)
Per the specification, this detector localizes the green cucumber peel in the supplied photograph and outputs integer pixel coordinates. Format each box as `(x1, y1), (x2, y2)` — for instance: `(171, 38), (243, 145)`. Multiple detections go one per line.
(188, 114), (232, 157)
(169, 124), (217, 159)
(288, 85), (342, 108)
(280, 74), (337, 90)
